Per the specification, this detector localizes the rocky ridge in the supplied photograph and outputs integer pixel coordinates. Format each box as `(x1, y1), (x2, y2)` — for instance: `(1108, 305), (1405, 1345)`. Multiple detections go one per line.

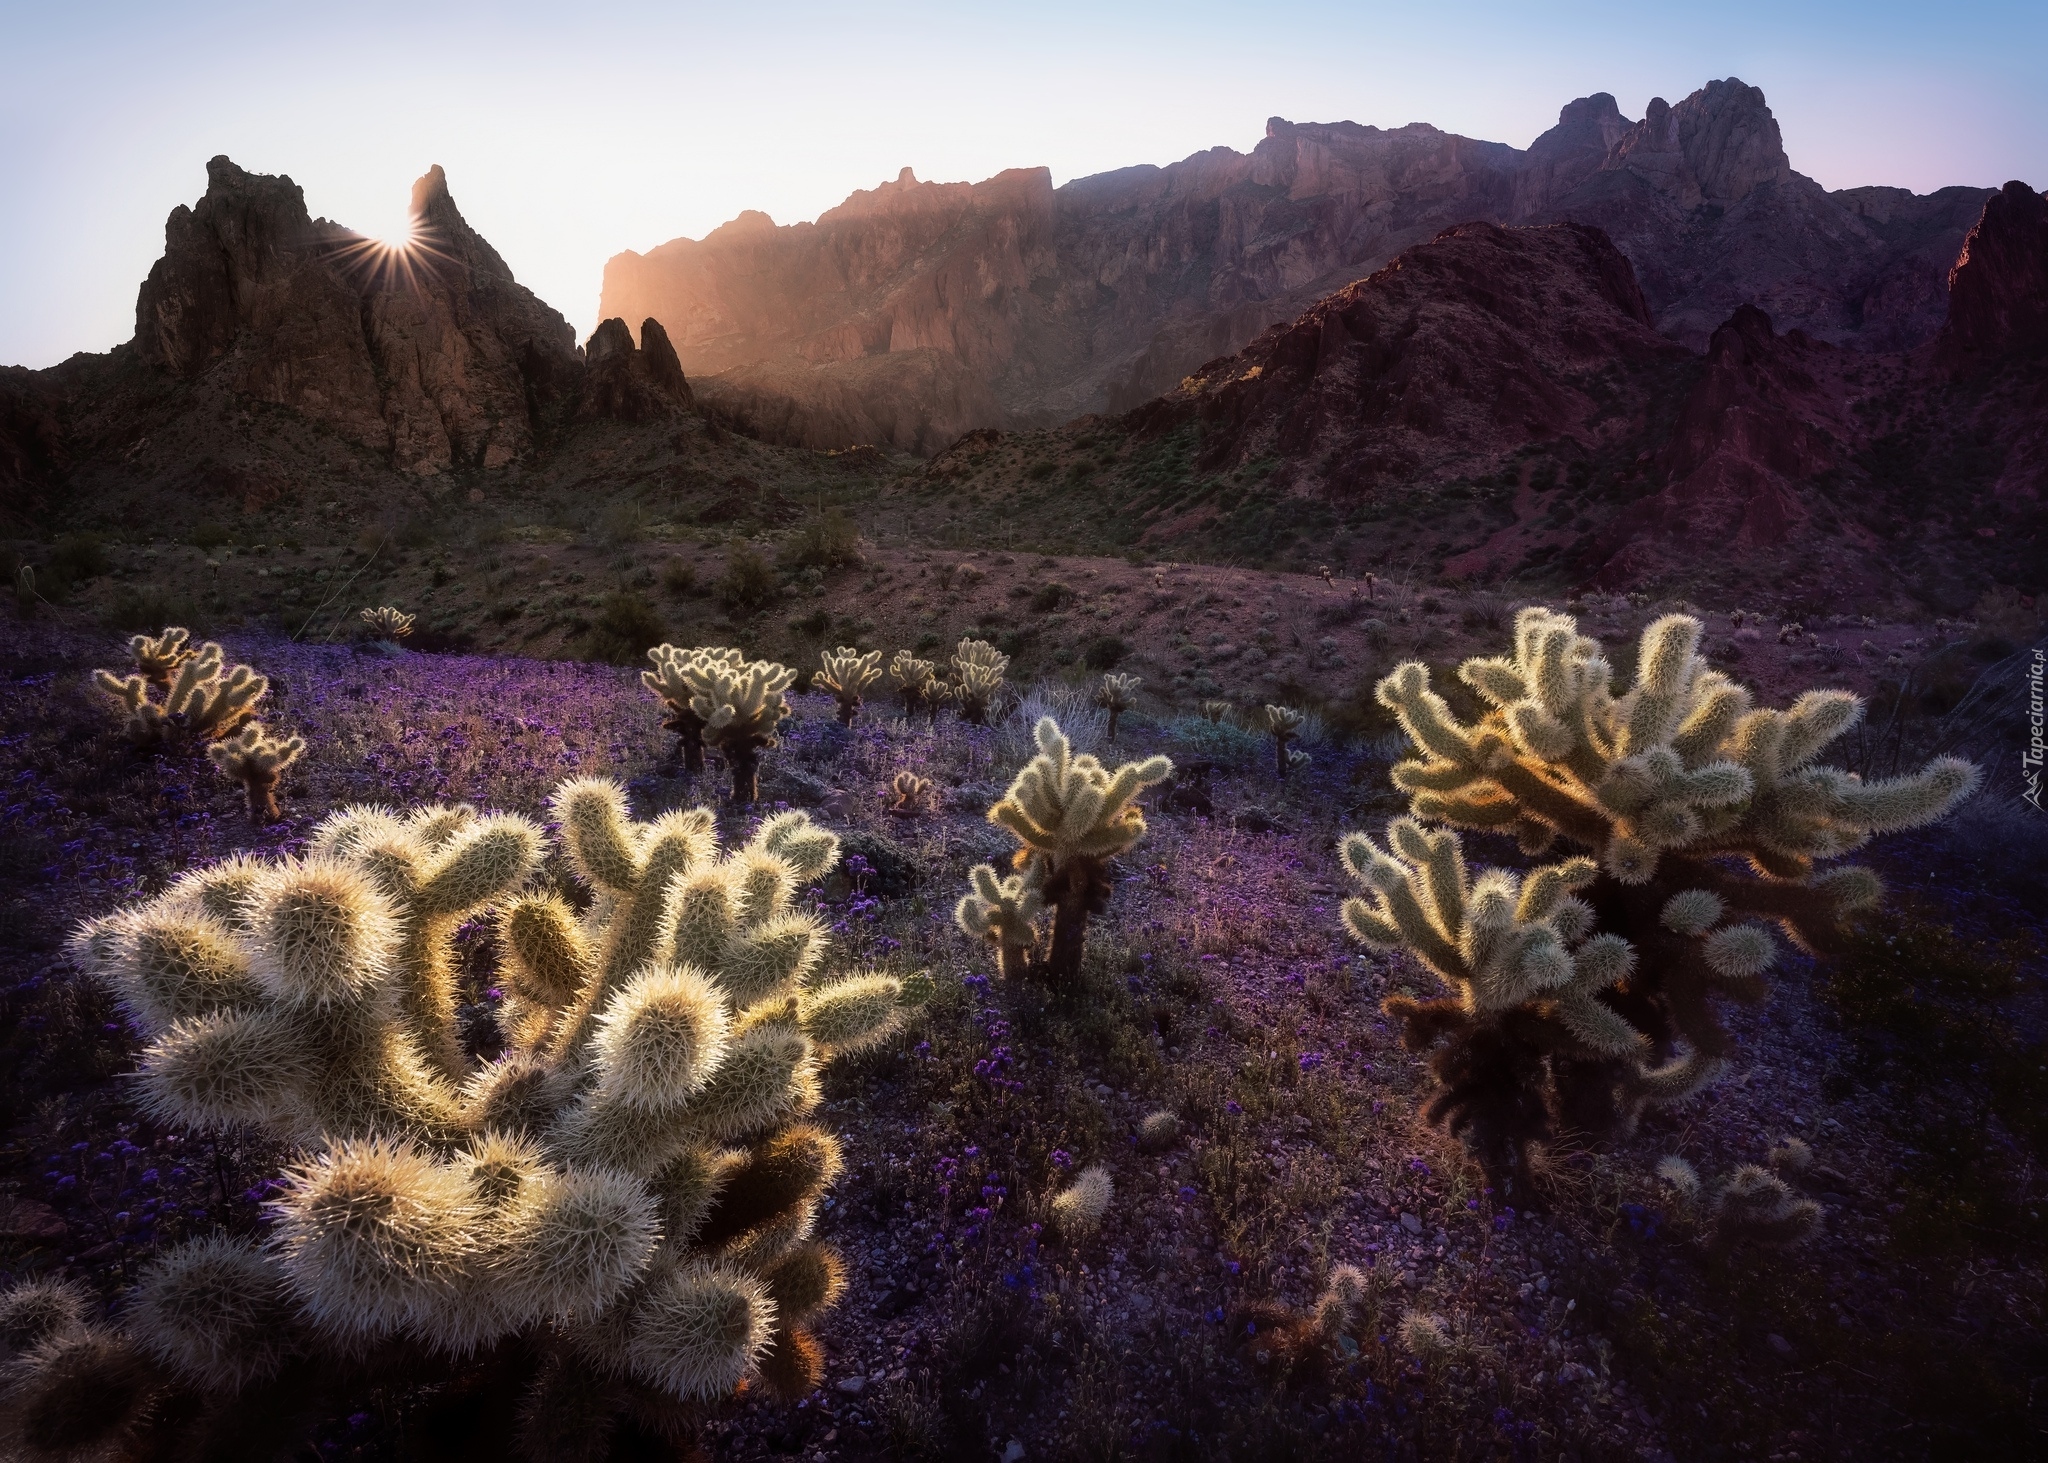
(602, 78), (1994, 451)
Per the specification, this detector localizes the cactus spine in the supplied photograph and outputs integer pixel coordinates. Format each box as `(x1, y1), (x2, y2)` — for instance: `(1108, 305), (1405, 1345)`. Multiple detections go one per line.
(207, 723), (306, 823)
(949, 637), (1008, 725)
(57, 780), (914, 1452)
(957, 718), (1170, 985)
(1344, 607), (1979, 1195)
(1095, 672), (1141, 744)
(814, 646), (882, 726)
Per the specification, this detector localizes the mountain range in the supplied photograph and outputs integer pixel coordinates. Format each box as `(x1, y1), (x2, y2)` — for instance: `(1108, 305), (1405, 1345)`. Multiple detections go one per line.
(598, 79), (1994, 452)
(0, 78), (2042, 609)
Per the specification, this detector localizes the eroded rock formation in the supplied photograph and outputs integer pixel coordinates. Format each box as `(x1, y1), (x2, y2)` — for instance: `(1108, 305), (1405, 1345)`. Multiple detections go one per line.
(602, 78), (1992, 450)
(129, 158), (688, 475)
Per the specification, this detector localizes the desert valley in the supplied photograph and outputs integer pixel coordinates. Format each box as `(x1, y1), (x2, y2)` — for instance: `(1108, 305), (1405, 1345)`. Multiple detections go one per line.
(0, 60), (2042, 1463)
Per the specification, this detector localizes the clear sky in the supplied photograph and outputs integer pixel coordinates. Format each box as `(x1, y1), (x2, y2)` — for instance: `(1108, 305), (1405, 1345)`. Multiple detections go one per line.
(2, 0), (2042, 369)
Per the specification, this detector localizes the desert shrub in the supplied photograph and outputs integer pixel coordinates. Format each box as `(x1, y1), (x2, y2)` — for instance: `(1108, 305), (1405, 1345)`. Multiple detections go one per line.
(1164, 715), (1263, 770)
(597, 500), (645, 545)
(1031, 582), (1072, 613)
(106, 585), (201, 633)
(1081, 635), (1129, 670)
(581, 591), (667, 665)
(660, 558), (698, 597)
(49, 532), (110, 583)
(780, 509), (862, 570)
(1971, 585), (2042, 644)
(1000, 683), (1107, 762)
(716, 546), (777, 614)
(1342, 606), (1979, 1200)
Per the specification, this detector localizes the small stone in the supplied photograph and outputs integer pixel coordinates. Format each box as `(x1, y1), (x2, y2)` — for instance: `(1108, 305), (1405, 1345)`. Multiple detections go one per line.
(835, 1376), (866, 1395)
(1400, 1212), (1423, 1235)
(1555, 1361), (1594, 1385)
(1767, 1333), (1793, 1356)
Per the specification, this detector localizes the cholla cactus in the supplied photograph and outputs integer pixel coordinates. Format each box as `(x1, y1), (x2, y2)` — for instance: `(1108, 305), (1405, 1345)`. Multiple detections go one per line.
(957, 717), (1170, 984)
(93, 638), (267, 745)
(0, 1278), (157, 1462)
(814, 646), (882, 726)
(885, 771), (932, 817)
(1312, 1265), (1370, 1346)
(668, 652), (796, 804)
(954, 863), (1043, 981)
(1260, 704), (1306, 779)
(1397, 1311), (1451, 1362)
(55, 780), (915, 1454)
(1137, 1110), (1180, 1152)
(1048, 1164), (1112, 1239)
(207, 722), (306, 823)
(1656, 1156), (1820, 1248)
(888, 651), (940, 722)
(1348, 607), (1978, 1196)
(1095, 672), (1141, 744)
(950, 637), (1008, 725)
(127, 626), (198, 686)
(644, 645), (744, 774)
(360, 606), (415, 640)
(1199, 699), (1232, 724)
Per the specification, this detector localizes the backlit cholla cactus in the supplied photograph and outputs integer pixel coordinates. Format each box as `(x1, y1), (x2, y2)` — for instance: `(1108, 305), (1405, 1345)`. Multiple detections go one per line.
(1344, 607), (1978, 1196)
(1260, 704), (1306, 779)
(888, 651), (941, 722)
(207, 723), (306, 823)
(644, 645), (744, 774)
(93, 637), (267, 745)
(361, 606), (415, 640)
(1095, 672), (1141, 744)
(814, 647), (882, 726)
(949, 637), (1008, 725)
(671, 652), (796, 804)
(885, 771), (932, 818)
(1199, 700), (1232, 724)
(956, 718), (1170, 984)
(49, 780), (914, 1457)
(1047, 1164), (1112, 1239)
(127, 627), (198, 686)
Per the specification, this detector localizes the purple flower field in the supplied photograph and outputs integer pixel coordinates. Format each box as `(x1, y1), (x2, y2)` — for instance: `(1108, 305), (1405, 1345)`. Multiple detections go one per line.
(1, 622), (2043, 1461)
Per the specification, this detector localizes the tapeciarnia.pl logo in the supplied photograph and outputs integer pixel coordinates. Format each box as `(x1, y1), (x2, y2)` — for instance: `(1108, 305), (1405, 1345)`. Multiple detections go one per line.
(2026, 648), (2044, 811)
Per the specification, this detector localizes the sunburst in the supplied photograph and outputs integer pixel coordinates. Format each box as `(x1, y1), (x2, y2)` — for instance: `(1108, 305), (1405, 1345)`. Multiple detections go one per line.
(325, 210), (458, 294)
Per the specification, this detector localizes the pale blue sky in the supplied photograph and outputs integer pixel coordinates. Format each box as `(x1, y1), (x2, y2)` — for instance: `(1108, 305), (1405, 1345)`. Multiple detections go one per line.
(3, 1), (2042, 368)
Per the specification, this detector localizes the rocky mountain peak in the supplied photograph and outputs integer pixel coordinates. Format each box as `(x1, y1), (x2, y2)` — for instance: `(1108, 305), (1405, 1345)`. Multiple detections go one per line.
(1602, 77), (1790, 207)
(1940, 179), (2048, 369)
(578, 316), (693, 422)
